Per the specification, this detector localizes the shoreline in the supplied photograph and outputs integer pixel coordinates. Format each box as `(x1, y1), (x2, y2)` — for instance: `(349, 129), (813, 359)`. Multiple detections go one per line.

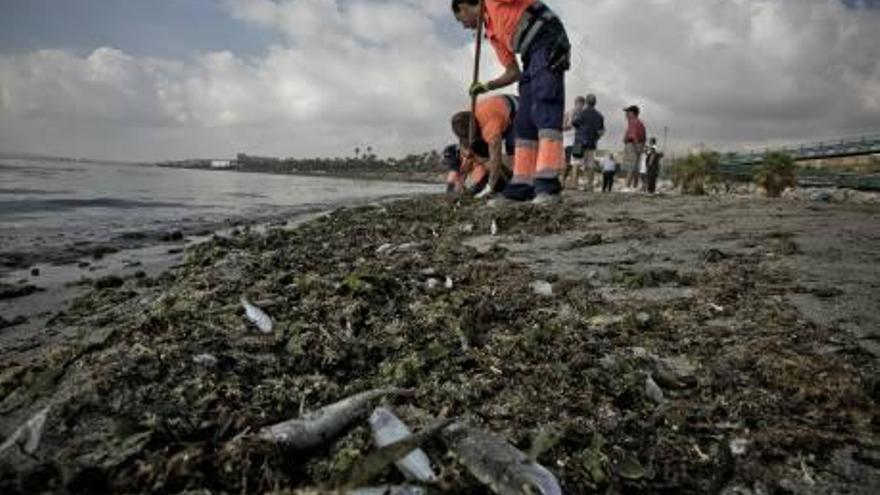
(0, 192), (429, 365)
(156, 163), (444, 186)
(1, 192), (878, 493)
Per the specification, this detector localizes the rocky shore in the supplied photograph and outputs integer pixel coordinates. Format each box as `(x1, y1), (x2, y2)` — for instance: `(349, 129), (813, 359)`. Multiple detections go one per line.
(1, 193), (878, 494)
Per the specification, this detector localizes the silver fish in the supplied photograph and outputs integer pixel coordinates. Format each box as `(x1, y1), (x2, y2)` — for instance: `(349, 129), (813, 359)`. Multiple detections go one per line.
(347, 486), (428, 495)
(0, 406), (50, 457)
(645, 374), (665, 404)
(369, 407), (438, 482)
(240, 296), (273, 334)
(259, 388), (405, 449)
(444, 423), (563, 495)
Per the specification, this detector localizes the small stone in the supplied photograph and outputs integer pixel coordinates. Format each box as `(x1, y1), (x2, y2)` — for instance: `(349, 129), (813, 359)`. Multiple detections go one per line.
(193, 354), (219, 368)
(530, 281), (554, 296)
(729, 438), (748, 456)
(30, 267), (40, 277)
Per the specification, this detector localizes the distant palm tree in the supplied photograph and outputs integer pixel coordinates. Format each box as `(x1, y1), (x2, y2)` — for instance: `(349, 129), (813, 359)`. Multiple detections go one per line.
(354, 147), (360, 159)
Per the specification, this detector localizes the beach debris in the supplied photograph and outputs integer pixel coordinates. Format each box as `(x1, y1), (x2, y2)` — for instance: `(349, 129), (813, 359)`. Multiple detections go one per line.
(702, 248), (729, 263)
(377, 243), (394, 255)
(616, 453), (647, 480)
(528, 424), (564, 462)
(192, 353), (219, 368)
(729, 438), (749, 456)
(650, 355), (698, 389)
(644, 374), (665, 404)
(709, 303), (725, 313)
(368, 407), (438, 482)
(444, 277), (454, 290)
(346, 418), (451, 488)
(530, 281), (554, 297)
(347, 486), (428, 495)
(241, 296), (273, 334)
(0, 406), (51, 457)
(258, 388), (406, 449)
(444, 423), (563, 495)
(491, 220), (499, 236)
(426, 279), (440, 290)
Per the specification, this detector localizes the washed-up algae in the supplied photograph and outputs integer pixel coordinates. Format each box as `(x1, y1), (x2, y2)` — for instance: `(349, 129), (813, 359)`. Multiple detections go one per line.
(1, 194), (878, 494)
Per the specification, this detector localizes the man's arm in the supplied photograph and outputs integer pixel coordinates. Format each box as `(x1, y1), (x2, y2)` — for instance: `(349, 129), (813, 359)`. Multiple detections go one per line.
(486, 62), (521, 91)
(598, 115), (606, 137)
(486, 137), (504, 191)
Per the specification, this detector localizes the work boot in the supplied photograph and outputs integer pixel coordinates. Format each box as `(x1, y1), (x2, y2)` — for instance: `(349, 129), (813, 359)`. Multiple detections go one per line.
(532, 193), (562, 206)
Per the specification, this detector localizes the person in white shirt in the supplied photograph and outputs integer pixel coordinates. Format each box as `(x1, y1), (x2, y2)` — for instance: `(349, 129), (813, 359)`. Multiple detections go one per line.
(601, 153), (618, 192)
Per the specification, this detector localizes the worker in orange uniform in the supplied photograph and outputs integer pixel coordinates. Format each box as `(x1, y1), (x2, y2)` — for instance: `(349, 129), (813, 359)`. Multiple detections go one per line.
(450, 94), (518, 196)
(452, 0), (571, 205)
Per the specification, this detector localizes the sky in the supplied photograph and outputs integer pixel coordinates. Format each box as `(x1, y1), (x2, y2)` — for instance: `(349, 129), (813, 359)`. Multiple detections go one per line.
(0, 0), (879, 161)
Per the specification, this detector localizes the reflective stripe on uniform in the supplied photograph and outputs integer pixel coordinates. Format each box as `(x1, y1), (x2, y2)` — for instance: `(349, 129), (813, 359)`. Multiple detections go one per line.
(536, 131), (564, 177)
(513, 139), (538, 184)
(512, 2), (558, 55)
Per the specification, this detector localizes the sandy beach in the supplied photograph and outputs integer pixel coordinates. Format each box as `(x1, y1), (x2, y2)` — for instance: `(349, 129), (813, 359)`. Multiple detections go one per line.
(1, 190), (878, 494)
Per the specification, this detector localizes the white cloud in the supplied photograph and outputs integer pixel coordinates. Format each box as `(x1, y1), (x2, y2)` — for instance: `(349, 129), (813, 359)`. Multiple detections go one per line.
(0, 0), (878, 160)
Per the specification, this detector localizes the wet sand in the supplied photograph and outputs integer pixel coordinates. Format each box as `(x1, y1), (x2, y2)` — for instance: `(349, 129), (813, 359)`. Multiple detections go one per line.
(0, 191), (878, 494)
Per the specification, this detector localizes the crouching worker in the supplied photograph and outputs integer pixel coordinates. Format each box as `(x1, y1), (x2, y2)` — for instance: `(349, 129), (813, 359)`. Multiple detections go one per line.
(453, 0), (571, 205)
(443, 142), (509, 196)
(450, 94), (518, 197)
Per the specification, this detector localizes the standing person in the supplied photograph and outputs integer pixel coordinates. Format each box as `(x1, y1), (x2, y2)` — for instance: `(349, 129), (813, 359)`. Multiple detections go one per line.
(601, 153), (618, 192)
(645, 137), (664, 194)
(452, 0), (571, 205)
(450, 94), (518, 196)
(570, 93), (605, 191)
(622, 105), (646, 190)
(561, 96), (584, 189)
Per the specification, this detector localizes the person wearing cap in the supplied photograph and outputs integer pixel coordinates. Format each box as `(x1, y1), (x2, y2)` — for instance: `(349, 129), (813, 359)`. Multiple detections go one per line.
(452, 0), (571, 205)
(570, 93), (605, 190)
(450, 94), (518, 196)
(623, 105), (646, 190)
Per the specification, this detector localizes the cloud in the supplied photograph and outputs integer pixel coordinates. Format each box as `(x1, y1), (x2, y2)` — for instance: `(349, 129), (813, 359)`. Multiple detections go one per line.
(0, 0), (878, 160)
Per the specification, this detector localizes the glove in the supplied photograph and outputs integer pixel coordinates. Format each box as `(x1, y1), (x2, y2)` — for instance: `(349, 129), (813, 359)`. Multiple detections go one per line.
(469, 81), (490, 97)
(548, 34), (571, 73)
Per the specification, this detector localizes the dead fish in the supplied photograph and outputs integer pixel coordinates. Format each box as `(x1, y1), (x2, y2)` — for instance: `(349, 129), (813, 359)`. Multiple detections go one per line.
(491, 220), (499, 236)
(241, 296), (273, 333)
(259, 388), (406, 449)
(192, 353), (219, 368)
(645, 374), (665, 404)
(345, 418), (452, 489)
(444, 423), (562, 495)
(0, 406), (50, 457)
(347, 486), (428, 495)
(369, 407), (438, 482)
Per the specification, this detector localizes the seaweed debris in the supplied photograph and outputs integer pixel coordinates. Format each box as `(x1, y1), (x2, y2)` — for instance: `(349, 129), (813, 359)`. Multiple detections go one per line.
(0, 195), (877, 494)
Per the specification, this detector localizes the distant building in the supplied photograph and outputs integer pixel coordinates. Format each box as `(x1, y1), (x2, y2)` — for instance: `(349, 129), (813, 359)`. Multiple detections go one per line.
(211, 160), (232, 169)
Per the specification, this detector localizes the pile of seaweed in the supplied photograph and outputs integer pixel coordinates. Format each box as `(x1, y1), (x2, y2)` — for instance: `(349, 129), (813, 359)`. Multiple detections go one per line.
(1, 195), (877, 494)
